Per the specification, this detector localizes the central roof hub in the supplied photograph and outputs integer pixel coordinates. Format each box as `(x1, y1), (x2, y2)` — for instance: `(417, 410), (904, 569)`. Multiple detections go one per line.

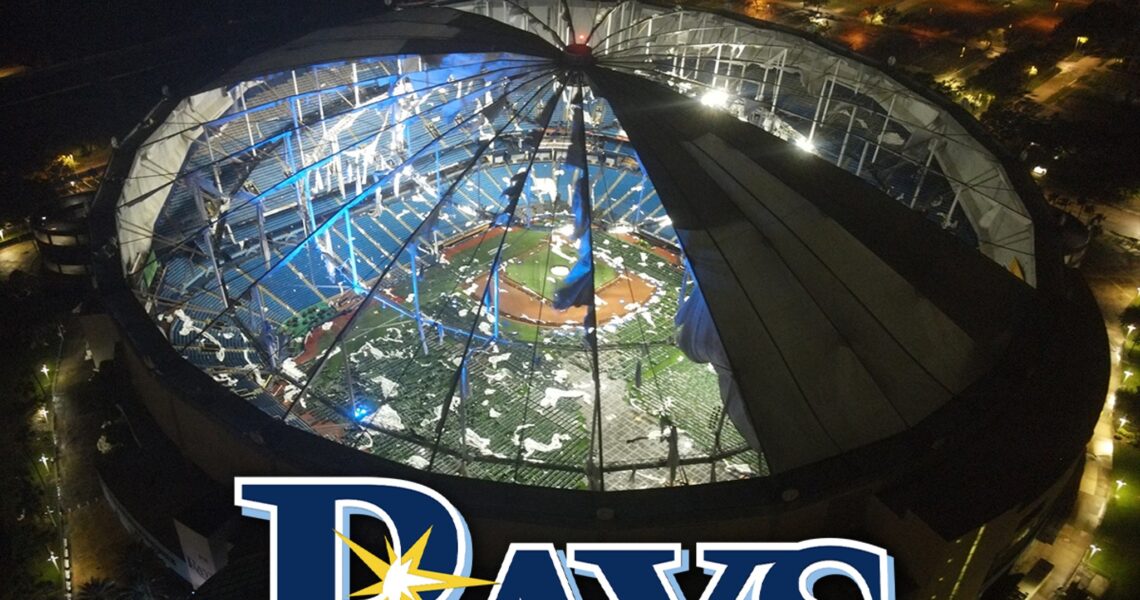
(561, 43), (595, 67)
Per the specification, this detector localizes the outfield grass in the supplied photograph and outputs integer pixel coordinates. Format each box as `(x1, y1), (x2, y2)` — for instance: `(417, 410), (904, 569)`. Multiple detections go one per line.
(296, 226), (661, 392)
(501, 240), (619, 302)
(299, 226), (664, 377)
(285, 225), (760, 486)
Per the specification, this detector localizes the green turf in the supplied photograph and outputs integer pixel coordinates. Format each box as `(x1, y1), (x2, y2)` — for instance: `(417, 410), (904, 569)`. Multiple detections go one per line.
(1094, 315), (1140, 598)
(301, 228), (657, 366)
(1089, 442), (1140, 599)
(285, 226), (767, 487)
(501, 240), (619, 302)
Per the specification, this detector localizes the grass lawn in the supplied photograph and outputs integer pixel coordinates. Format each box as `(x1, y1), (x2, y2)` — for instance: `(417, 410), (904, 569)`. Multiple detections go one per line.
(1097, 293), (1140, 598)
(501, 240), (619, 302)
(32, 554), (63, 590)
(1089, 442), (1140, 599)
(25, 431), (64, 591)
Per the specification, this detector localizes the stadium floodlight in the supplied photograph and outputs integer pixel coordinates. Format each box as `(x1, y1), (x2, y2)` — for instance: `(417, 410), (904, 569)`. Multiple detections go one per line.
(700, 89), (729, 108)
(796, 138), (816, 154)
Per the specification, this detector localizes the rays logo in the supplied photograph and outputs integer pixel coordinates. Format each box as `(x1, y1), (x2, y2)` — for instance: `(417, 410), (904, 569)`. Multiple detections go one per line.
(236, 477), (895, 600)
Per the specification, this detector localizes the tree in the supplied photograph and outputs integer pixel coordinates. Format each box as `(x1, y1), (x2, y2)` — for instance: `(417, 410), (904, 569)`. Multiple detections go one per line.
(117, 579), (166, 600)
(1120, 305), (1140, 330)
(1, 576), (62, 600)
(75, 579), (125, 600)
(115, 543), (187, 600)
(1054, 1), (1140, 55)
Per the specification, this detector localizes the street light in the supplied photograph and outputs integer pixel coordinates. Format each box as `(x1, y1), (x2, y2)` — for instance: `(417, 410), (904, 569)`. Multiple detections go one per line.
(41, 364), (50, 377)
(1122, 417), (1130, 429)
(1075, 35), (1089, 52)
(1128, 325), (1136, 336)
(1125, 370), (1134, 382)
(1089, 544), (1101, 557)
(1116, 479), (1127, 490)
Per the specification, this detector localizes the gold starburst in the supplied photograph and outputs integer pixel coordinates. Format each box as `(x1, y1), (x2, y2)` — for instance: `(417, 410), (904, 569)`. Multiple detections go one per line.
(335, 527), (495, 600)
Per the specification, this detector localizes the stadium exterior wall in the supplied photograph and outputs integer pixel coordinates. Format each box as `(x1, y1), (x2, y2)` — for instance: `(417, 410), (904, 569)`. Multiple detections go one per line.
(93, 149), (1099, 600)
(100, 322), (1084, 598)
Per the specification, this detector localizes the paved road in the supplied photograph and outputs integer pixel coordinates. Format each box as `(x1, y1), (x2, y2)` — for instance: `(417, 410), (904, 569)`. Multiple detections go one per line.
(1030, 55), (1108, 114)
(53, 319), (134, 587)
(0, 240), (38, 278)
(1097, 203), (1140, 241)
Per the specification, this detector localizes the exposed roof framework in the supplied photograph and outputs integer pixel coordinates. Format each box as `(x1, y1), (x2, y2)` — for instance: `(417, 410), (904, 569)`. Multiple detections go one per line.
(455, 0), (1037, 283)
(111, 0), (1035, 489)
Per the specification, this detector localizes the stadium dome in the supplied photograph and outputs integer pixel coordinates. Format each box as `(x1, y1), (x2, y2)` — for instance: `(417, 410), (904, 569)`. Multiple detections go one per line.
(105, 0), (1056, 492)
